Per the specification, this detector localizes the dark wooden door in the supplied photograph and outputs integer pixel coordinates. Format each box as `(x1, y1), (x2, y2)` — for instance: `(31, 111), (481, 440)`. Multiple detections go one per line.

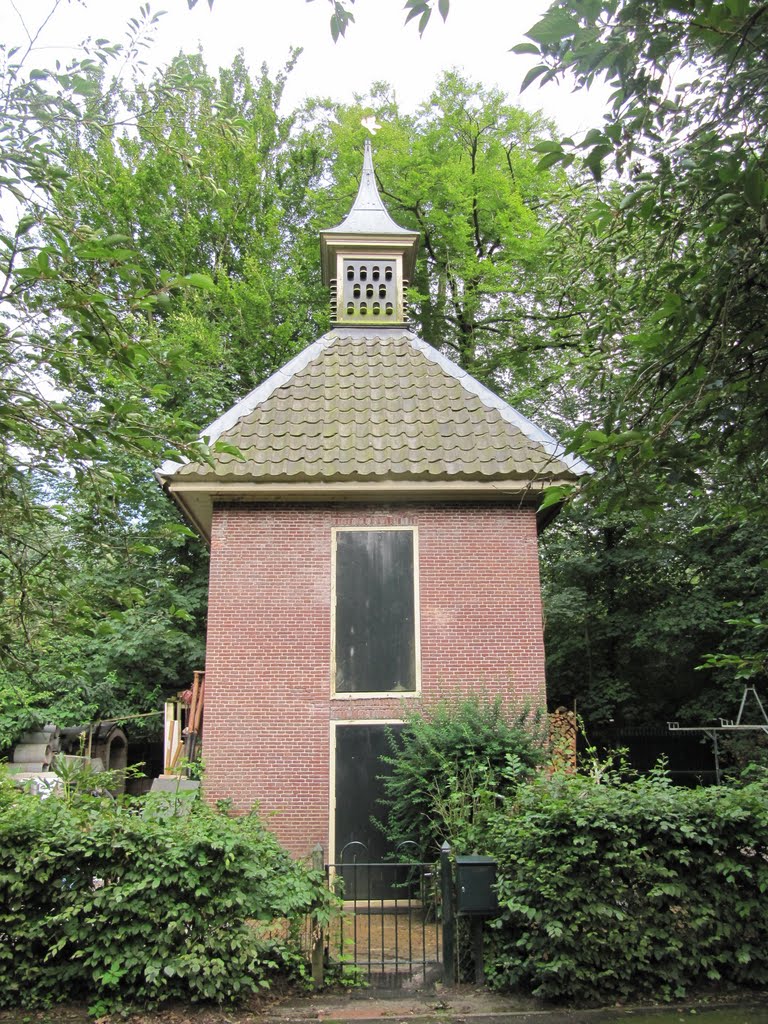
(334, 723), (406, 900)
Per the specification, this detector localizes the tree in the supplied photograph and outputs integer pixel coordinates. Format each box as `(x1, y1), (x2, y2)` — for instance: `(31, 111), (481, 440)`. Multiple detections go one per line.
(54, 49), (328, 429)
(0, 469), (208, 734)
(0, 7), (218, 492)
(0, 7), (212, 739)
(514, 2), (768, 497)
(510, 0), (768, 726)
(0, 13), (327, 740)
(542, 497), (768, 727)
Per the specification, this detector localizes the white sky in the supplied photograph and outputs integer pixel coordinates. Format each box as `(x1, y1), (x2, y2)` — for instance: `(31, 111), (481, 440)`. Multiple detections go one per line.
(3, 0), (608, 133)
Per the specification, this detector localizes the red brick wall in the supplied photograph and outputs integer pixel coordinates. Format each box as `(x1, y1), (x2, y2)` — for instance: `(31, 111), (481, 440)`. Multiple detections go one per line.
(203, 501), (546, 857)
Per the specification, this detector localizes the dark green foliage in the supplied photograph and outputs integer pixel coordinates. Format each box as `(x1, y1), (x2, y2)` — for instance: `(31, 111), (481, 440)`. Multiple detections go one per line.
(0, 470), (209, 743)
(378, 696), (545, 860)
(0, 35), (326, 740)
(0, 776), (332, 1013)
(543, 503), (768, 727)
(513, 0), (768, 721)
(486, 771), (768, 1003)
(516, 0), (768, 483)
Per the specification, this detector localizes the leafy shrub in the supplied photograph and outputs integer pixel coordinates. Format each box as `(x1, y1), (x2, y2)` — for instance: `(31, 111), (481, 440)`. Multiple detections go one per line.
(0, 777), (333, 1013)
(378, 695), (546, 859)
(0, 679), (51, 750)
(486, 770), (768, 1003)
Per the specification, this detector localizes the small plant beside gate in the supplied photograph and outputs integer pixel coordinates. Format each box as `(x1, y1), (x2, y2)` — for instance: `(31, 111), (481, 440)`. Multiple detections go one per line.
(377, 696), (546, 861)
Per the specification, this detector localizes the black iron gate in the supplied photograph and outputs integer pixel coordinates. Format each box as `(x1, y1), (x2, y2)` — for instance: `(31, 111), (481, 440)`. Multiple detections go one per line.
(326, 848), (442, 987)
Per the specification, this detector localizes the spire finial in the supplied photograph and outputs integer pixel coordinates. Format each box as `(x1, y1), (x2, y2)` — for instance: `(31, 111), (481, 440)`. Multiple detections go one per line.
(347, 137), (388, 219)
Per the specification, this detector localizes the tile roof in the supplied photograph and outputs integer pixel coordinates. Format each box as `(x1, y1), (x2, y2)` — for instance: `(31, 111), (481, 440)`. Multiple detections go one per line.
(160, 330), (589, 487)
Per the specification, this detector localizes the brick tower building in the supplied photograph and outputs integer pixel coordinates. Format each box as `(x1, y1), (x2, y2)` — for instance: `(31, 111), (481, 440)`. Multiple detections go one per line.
(157, 141), (588, 859)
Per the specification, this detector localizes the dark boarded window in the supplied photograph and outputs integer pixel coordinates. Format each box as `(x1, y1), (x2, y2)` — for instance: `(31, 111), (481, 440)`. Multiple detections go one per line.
(334, 529), (417, 693)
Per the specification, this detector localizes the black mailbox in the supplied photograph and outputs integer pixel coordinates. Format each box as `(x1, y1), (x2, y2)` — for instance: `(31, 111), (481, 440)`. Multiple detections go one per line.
(455, 855), (498, 916)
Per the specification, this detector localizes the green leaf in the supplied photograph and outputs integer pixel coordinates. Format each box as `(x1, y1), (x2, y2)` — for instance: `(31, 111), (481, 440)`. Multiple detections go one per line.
(15, 215), (36, 237)
(527, 10), (579, 46)
(744, 166), (765, 210)
(212, 440), (247, 461)
(581, 128), (607, 148)
(129, 543), (162, 556)
(179, 272), (215, 290)
(511, 42), (540, 55)
(520, 64), (550, 93)
(539, 485), (575, 512)
(404, 0), (429, 27)
(583, 144), (613, 180)
(654, 291), (682, 320)
(536, 151), (566, 170)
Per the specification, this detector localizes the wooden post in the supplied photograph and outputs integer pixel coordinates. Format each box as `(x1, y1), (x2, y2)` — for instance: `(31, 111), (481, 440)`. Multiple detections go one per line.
(193, 677), (205, 733)
(184, 671), (204, 765)
(471, 917), (484, 985)
(163, 701), (185, 775)
(311, 843), (325, 989)
(163, 701), (173, 774)
(441, 841), (455, 987)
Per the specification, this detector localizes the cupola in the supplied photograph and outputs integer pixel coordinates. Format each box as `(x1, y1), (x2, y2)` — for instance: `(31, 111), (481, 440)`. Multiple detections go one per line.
(320, 140), (419, 327)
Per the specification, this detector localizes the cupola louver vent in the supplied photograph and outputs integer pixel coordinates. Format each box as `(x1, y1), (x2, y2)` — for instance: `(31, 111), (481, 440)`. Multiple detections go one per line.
(338, 258), (398, 323)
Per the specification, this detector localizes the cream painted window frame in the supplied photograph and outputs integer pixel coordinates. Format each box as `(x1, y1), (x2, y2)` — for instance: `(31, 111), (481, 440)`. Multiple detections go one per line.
(330, 526), (421, 700)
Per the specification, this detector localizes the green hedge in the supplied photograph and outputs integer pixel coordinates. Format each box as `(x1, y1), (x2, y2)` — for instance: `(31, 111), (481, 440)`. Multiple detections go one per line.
(0, 776), (331, 1013)
(486, 772), (768, 1003)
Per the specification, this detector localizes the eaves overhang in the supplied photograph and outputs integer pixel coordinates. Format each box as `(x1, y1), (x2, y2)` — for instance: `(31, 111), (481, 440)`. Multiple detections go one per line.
(155, 328), (592, 542)
(156, 476), (578, 545)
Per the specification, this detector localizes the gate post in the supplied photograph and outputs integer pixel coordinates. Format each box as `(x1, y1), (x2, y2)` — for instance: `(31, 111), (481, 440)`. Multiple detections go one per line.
(440, 841), (455, 986)
(311, 843), (325, 989)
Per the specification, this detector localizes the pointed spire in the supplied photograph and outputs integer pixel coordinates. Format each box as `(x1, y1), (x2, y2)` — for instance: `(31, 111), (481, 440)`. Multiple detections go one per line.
(328, 140), (412, 237)
(320, 140), (420, 295)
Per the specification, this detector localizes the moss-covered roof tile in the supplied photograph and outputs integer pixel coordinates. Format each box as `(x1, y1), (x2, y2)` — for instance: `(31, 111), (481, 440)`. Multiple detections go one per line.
(162, 330), (589, 486)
